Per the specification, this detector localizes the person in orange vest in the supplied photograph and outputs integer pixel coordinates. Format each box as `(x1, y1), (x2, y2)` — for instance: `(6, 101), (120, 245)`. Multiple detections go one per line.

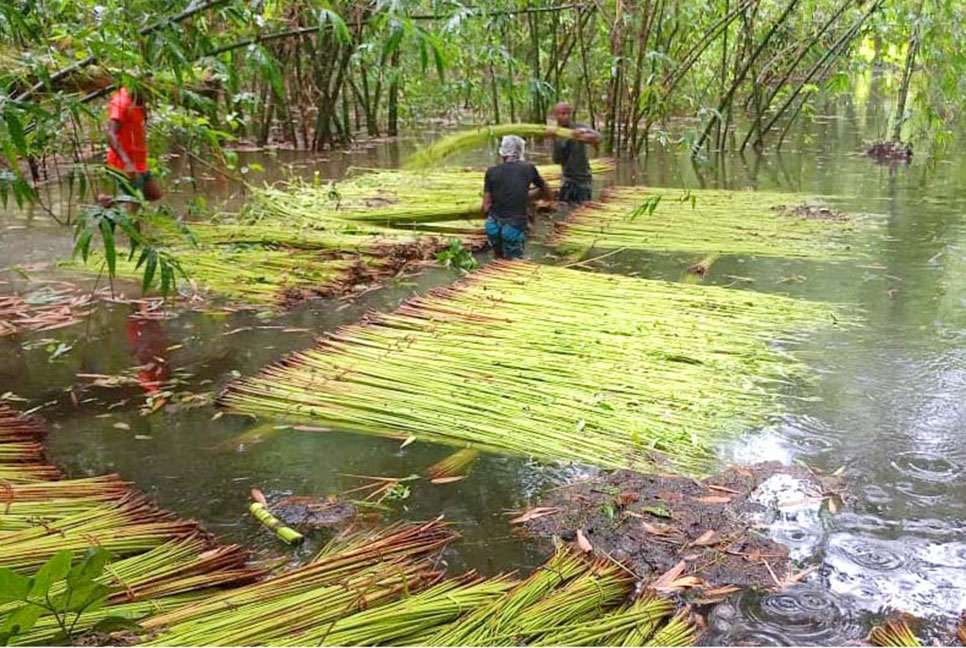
(100, 84), (162, 208)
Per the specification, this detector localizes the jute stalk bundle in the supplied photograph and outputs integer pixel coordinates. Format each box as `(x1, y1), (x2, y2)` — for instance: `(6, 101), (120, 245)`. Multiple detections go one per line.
(548, 186), (861, 259)
(223, 261), (856, 474)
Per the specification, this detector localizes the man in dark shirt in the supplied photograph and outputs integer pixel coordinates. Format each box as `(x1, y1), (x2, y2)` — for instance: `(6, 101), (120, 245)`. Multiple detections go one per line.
(546, 101), (601, 204)
(482, 135), (551, 259)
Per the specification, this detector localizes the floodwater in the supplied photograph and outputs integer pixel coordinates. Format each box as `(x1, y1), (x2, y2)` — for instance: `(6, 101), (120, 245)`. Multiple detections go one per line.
(3, 89), (966, 644)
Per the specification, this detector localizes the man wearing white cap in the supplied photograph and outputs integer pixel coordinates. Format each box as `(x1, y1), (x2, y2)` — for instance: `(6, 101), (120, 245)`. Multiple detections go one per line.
(481, 135), (551, 259)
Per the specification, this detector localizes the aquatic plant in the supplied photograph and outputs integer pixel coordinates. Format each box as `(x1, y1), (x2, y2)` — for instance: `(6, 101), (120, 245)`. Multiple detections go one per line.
(224, 261), (855, 474)
(405, 123), (578, 170)
(548, 186), (861, 260)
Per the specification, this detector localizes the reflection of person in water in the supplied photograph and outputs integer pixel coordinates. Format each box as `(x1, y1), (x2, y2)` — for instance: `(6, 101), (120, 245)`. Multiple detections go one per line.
(125, 309), (169, 394)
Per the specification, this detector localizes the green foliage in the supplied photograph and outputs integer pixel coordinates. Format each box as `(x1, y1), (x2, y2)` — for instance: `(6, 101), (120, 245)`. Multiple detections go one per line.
(436, 238), (479, 272)
(0, 548), (139, 646)
(72, 199), (189, 298)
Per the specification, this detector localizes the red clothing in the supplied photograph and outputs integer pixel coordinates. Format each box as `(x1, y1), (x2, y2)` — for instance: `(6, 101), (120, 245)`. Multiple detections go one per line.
(107, 88), (148, 173)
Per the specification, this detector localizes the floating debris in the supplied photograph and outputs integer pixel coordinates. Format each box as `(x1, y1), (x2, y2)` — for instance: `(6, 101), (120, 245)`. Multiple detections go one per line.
(867, 140), (913, 163)
(0, 285), (96, 337)
(224, 261), (856, 474)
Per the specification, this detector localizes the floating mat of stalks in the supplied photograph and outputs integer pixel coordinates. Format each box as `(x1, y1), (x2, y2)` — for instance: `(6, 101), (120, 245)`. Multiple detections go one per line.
(244, 160), (614, 229)
(66, 162), (611, 308)
(548, 186), (860, 259)
(0, 405), (264, 645)
(404, 123), (581, 170)
(223, 261), (855, 474)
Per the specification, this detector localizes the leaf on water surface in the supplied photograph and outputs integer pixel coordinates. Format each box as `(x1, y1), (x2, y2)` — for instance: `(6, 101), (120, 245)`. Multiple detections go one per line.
(134, 435), (152, 440)
(576, 529), (593, 553)
(112, 422), (130, 430)
(508, 507), (562, 524)
(779, 566), (818, 587)
(400, 435), (417, 448)
(429, 476), (465, 484)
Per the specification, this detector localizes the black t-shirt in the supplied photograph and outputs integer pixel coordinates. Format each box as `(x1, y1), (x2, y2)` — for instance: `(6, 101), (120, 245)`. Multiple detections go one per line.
(552, 121), (592, 184)
(483, 160), (548, 228)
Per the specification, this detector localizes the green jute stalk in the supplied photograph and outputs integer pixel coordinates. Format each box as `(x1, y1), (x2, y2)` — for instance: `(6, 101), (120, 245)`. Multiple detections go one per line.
(405, 124), (578, 170)
(548, 186), (864, 259)
(224, 261), (858, 474)
(249, 491), (304, 545)
(425, 448), (480, 480)
(643, 611), (698, 647)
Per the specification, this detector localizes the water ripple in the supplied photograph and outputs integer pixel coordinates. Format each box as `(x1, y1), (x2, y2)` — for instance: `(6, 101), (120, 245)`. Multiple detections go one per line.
(891, 451), (961, 482)
(720, 586), (860, 645)
(828, 535), (907, 571)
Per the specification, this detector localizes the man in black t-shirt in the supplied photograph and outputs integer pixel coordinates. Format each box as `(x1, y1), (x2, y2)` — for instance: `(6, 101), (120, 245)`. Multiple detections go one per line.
(482, 135), (551, 259)
(546, 101), (601, 204)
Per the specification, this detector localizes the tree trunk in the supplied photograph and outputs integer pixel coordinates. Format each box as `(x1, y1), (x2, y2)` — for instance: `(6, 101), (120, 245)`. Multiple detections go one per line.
(891, 0), (924, 142)
(388, 49), (400, 136)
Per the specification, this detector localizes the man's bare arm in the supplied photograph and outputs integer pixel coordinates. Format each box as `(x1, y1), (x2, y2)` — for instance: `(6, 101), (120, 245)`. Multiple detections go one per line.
(106, 120), (136, 174)
(482, 191), (493, 215)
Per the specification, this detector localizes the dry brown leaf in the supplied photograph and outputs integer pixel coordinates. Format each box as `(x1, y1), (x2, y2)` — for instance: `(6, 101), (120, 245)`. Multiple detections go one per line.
(619, 491), (640, 505)
(641, 521), (669, 536)
(692, 530), (718, 546)
(429, 476), (466, 485)
(250, 488), (267, 505)
(702, 585), (741, 597)
(667, 576), (704, 589)
(694, 495), (731, 504)
(706, 484), (743, 495)
(576, 528), (593, 553)
(652, 560), (687, 590)
(780, 566), (818, 586)
(508, 507), (562, 524)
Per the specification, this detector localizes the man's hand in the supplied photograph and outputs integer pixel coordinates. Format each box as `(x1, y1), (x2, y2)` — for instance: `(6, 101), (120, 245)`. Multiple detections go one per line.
(545, 126), (558, 138)
(123, 161), (137, 178)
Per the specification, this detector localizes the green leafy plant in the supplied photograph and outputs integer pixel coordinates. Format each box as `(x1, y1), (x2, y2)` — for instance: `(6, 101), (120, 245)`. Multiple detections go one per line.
(435, 238), (478, 272)
(72, 201), (188, 298)
(0, 548), (139, 646)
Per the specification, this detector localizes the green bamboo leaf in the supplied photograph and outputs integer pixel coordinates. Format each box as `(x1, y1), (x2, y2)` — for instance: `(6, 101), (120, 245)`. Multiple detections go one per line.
(142, 250), (158, 293)
(99, 219), (116, 276)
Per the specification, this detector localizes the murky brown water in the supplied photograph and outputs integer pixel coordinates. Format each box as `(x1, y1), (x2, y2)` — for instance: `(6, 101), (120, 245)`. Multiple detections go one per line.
(3, 86), (966, 644)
